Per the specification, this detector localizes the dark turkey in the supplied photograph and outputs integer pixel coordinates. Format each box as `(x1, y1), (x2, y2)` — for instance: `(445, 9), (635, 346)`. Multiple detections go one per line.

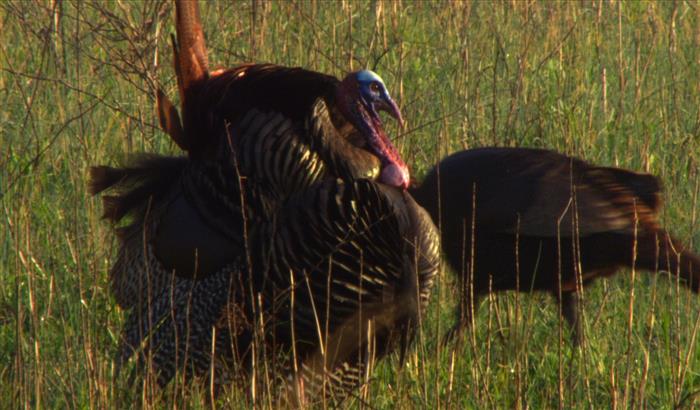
(89, 0), (439, 402)
(410, 147), (700, 345)
(104, 169), (438, 401)
(141, 0), (410, 282)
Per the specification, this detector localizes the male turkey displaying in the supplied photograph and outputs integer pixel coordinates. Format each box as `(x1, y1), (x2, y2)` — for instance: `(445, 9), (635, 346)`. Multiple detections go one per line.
(90, 0), (439, 403)
(410, 147), (700, 345)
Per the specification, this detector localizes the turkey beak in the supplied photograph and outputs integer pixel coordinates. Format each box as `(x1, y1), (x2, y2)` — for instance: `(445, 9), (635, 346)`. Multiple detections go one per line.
(378, 94), (405, 129)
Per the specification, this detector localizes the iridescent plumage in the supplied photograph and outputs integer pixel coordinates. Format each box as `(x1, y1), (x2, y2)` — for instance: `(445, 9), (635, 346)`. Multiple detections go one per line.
(90, 0), (438, 404)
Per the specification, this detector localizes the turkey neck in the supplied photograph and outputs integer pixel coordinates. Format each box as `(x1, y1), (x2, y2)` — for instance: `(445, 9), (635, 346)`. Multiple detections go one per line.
(318, 101), (382, 181)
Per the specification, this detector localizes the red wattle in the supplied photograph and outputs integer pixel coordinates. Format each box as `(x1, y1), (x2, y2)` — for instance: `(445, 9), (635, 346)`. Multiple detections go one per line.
(381, 162), (410, 189)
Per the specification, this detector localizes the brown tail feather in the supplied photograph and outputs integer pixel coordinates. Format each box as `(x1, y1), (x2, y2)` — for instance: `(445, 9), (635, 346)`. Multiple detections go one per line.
(174, 0), (209, 99)
(156, 88), (187, 151)
(636, 230), (700, 293)
(88, 155), (187, 223)
(88, 166), (129, 195)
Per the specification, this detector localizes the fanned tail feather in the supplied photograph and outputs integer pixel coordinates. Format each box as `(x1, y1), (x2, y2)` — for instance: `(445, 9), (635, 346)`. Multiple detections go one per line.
(88, 155), (187, 223)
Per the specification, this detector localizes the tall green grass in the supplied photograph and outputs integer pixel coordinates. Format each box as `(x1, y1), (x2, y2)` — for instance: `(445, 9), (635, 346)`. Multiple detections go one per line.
(2, 0), (699, 407)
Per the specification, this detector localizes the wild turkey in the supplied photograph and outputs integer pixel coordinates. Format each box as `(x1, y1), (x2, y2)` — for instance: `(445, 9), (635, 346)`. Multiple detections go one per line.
(410, 147), (700, 345)
(140, 0), (410, 282)
(103, 167), (439, 400)
(89, 0), (439, 401)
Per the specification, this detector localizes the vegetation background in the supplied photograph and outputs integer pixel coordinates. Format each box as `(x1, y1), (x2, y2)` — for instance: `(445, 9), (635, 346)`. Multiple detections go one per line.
(2, 0), (700, 408)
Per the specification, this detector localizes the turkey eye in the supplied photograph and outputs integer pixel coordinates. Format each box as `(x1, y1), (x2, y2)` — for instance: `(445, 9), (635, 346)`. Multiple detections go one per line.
(370, 82), (380, 92)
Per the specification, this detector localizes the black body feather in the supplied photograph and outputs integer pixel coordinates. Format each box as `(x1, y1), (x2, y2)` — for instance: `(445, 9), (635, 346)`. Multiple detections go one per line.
(90, 1), (437, 402)
(92, 87), (436, 403)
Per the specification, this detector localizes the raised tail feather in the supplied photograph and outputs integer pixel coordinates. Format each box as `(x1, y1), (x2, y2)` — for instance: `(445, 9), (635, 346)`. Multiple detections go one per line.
(156, 89), (187, 151)
(88, 156), (187, 223)
(173, 0), (209, 101)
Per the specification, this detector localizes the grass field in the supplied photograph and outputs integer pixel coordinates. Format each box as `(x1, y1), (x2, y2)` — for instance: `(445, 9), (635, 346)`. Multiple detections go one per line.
(2, 0), (700, 408)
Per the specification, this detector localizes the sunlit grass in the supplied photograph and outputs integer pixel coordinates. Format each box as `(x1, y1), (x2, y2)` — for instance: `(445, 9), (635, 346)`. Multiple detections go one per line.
(2, 1), (699, 408)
